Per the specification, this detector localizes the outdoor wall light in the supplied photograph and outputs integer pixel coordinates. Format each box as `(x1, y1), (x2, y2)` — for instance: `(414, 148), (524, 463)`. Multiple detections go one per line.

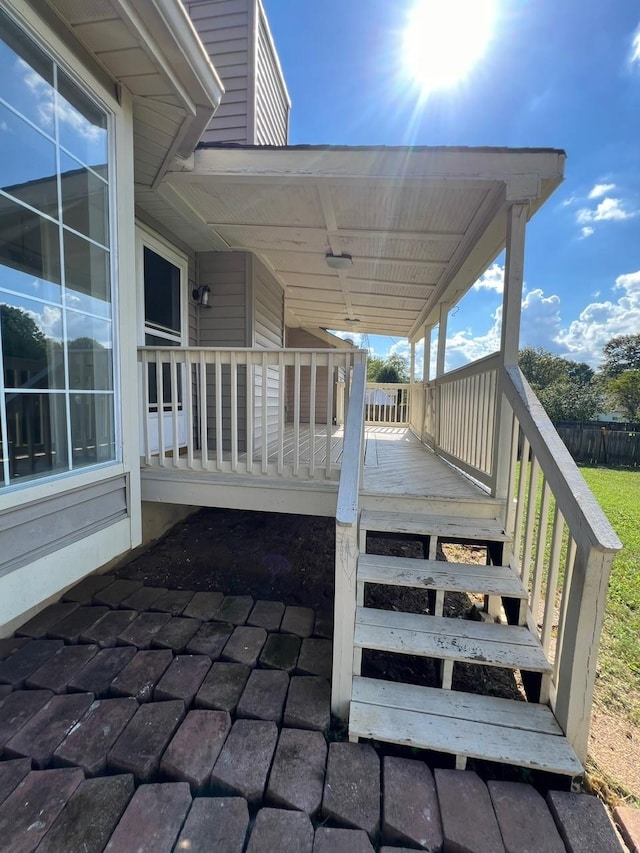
(192, 284), (211, 307)
(325, 252), (353, 270)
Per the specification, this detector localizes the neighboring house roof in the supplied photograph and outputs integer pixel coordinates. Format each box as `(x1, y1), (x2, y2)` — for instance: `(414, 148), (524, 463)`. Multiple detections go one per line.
(155, 143), (565, 340)
(43, 0), (224, 187)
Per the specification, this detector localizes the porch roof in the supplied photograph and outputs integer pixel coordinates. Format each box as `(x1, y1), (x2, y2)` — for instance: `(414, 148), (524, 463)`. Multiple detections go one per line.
(158, 143), (565, 341)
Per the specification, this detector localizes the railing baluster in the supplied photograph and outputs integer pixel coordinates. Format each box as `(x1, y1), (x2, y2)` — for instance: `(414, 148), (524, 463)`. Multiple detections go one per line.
(531, 477), (552, 623)
(293, 351), (301, 477)
(185, 351), (194, 469)
(542, 505), (564, 656)
(199, 351), (208, 470)
(231, 351), (238, 472)
(262, 351), (269, 474)
(512, 433), (530, 567)
(141, 350), (151, 466)
(326, 353), (334, 477)
(553, 537), (576, 685)
(277, 352), (285, 475)
(156, 351), (166, 467)
(170, 351), (179, 467)
(246, 354), (253, 474)
(215, 353), (222, 470)
(520, 453), (540, 584)
(309, 353), (317, 478)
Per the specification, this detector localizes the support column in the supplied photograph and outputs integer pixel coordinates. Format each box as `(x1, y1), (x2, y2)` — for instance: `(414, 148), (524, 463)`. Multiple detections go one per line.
(435, 303), (448, 449)
(410, 341), (416, 383)
(423, 324), (432, 384)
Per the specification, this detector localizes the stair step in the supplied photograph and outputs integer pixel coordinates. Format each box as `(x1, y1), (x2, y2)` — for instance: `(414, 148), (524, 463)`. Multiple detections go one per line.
(354, 607), (551, 673)
(360, 510), (509, 542)
(350, 676), (582, 777)
(358, 554), (527, 599)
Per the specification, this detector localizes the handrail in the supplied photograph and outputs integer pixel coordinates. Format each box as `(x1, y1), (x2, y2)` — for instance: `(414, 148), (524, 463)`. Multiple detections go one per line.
(336, 360), (367, 526)
(431, 351), (502, 386)
(503, 366), (621, 553)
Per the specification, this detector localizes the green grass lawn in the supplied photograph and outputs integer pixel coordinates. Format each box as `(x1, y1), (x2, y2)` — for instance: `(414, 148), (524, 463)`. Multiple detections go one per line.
(579, 466), (640, 724)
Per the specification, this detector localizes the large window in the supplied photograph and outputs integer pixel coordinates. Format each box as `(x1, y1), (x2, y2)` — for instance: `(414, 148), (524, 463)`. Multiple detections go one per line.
(0, 9), (116, 487)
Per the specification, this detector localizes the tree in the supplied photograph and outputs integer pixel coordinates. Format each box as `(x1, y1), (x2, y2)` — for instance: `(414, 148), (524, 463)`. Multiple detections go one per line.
(367, 353), (410, 383)
(519, 347), (567, 388)
(608, 370), (640, 421)
(366, 356), (385, 381)
(0, 305), (48, 360)
(601, 334), (640, 379)
(519, 346), (602, 423)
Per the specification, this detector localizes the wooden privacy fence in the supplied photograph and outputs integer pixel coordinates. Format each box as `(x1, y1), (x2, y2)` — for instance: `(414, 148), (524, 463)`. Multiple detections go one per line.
(556, 424), (640, 467)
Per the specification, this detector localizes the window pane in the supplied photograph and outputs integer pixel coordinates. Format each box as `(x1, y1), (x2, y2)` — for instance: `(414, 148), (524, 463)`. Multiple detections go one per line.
(70, 392), (114, 468)
(0, 104), (58, 218)
(0, 9), (54, 135)
(0, 195), (61, 287)
(57, 69), (107, 169)
(1, 296), (64, 389)
(61, 153), (108, 246)
(66, 312), (112, 390)
(64, 231), (110, 317)
(144, 248), (181, 336)
(6, 391), (68, 481)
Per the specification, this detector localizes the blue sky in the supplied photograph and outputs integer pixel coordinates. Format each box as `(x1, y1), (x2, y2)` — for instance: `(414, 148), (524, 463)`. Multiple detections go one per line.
(263, 0), (640, 373)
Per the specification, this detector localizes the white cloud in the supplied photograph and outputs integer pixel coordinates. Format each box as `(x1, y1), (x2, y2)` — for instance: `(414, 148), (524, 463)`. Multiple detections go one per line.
(472, 262), (504, 294)
(576, 197), (638, 224)
(631, 25), (640, 64)
(588, 183), (616, 199)
(330, 330), (364, 347)
(580, 226), (594, 239)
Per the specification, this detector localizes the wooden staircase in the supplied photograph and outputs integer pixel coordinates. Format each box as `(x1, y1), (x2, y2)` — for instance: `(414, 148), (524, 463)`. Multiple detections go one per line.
(348, 508), (583, 777)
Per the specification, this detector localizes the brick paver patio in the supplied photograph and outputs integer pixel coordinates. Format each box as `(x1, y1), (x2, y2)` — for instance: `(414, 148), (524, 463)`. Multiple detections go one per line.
(0, 575), (632, 852)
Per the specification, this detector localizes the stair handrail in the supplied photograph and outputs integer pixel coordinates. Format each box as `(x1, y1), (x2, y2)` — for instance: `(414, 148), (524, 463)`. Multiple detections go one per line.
(332, 356), (367, 720)
(502, 366), (621, 553)
(501, 364), (621, 761)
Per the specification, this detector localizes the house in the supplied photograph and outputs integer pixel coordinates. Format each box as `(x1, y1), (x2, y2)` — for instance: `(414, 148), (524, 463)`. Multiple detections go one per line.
(0, 0), (621, 776)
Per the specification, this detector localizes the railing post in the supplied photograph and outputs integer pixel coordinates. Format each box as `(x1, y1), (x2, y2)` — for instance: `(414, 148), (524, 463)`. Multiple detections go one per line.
(553, 544), (614, 762)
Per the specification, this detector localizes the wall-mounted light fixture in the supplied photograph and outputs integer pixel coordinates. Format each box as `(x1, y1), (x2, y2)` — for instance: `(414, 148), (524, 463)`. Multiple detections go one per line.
(192, 284), (211, 307)
(325, 252), (353, 270)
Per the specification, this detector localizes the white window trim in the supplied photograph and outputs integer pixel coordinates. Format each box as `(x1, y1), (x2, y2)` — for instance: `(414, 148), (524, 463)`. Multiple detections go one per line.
(135, 223), (188, 349)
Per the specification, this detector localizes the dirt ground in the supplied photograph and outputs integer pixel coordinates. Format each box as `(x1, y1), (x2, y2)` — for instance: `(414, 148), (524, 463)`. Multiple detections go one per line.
(114, 506), (635, 801)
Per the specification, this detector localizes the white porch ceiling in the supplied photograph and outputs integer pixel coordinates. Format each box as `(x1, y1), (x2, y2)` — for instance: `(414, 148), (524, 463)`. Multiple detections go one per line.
(154, 145), (564, 340)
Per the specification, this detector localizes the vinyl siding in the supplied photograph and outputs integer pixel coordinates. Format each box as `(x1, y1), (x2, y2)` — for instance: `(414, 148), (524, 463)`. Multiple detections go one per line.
(0, 476), (128, 580)
(255, 8), (289, 145)
(251, 256), (284, 449)
(284, 328), (332, 424)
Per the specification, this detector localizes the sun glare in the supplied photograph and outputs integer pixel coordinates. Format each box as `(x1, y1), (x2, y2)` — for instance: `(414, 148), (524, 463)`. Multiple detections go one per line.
(402, 0), (497, 94)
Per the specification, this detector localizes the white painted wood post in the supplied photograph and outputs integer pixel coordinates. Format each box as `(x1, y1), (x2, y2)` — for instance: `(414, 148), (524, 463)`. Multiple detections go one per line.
(435, 304), (448, 450)
(332, 522), (359, 719)
(494, 202), (528, 501)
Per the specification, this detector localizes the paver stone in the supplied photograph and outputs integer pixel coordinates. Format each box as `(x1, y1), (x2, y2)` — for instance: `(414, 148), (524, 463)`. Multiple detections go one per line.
(47, 606), (109, 643)
(211, 718), (278, 805)
(36, 774), (134, 853)
(283, 676), (330, 731)
(62, 573), (115, 604)
(0, 758), (31, 806)
(0, 639), (64, 688)
(0, 768), (84, 852)
(184, 591), (225, 621)
(0, 689), (53, 752)
(25, 644), (98, 694)
(221, 625), (267, 666)
(313, 612), (333, 640)
(154, 654), (211, 705)
(4, 692), (94, 769)
(435, 769), (505, 853)
(248, 600), (285, 631)
(160, 709), (231, 793)
(105, 782), (192, 853)
(107, 699), (185, 782)
(195, 661), (250, 713)
(246, 808), (314, 853)
(109, 649), (172, 702)
(54, 697), (138, 776)
(81, 610), (138, 648)
(281, 606), (315, 637)
(547, 790), (623, 853)
(266, 728), (327, 815)
(150, 589), (194, 615)
(615, 805), (640, 853)
(0, 637), (30, 660)
(94, 579), (143, 608)
(15, 603), (79, 639)
(187, 621), (234, 659)
(383, 757), (442, 850)
(489, 781), (565, 853)
(237, 669), (289, 723)
(116, 612), (170, 649)
(297, 638), (332, 678)
(67, 646), (137, 698)
(151, 616), (201, 652)
(175, 797), (249, 853)
(322, 742), (380, 840)
(314, 827), (376, 853)
(259, 633), (301, 673)
(120, 586), (167, 612)
(214, 595), (254, 625)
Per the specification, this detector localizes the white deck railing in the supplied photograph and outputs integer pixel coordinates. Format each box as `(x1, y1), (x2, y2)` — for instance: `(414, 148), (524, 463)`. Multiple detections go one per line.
(337, 381), (411, 426)
(411, 358), (622, 761)
(138, 347), (365, 481)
